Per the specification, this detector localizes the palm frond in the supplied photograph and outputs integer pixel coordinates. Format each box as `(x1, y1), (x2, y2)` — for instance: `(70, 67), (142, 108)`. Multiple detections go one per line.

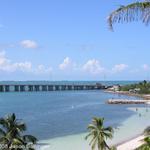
(23, 135), (37, 144)
(0, 137), (9, 144)
(0, 128), (6, 137)
(85, 132), (93, 140)
(0, 118), (9, 130)
(108, 1), (150, 30)
(89, 136), (97, 146)
(16, 122), (27, 132)
(144, 126), (150, 135)
(103, 140), (110, 150)
(12, 138), (24, 145)
(87, 124), (96, 130)
(91, 137), (97, 150)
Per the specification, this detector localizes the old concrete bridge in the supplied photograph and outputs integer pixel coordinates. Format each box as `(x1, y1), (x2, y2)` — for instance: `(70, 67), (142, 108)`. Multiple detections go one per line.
(0, 83), (106, 92)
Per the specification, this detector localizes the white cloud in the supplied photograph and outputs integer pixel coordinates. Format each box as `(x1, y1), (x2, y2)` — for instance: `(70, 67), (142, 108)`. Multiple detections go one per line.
(34, 65), (53, 74)
(0, 51), (52, 75)
(0, 51), (32, 72)
(82, 59), (105, 74)
(13, 62), (32, 72)
(59, 57), (74, 70)
(20, 40), (38, 49)
(0, 51), (15, 72)
(142, 64), (150, 71)
(112, 64), (128, 73)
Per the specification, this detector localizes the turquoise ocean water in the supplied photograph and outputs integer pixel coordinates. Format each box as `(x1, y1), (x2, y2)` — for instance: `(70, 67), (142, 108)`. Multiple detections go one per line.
(0, 81), (143, 142)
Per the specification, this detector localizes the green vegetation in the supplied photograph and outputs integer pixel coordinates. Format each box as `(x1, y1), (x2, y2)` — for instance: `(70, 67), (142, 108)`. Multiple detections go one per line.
(0, 113), (37, 150)
(85, 117), (114, 150)
(136, 127), (150, 150)
(107, 1), (150, 149)
(108, 1), (150, 30)
(119, 80), (150, 94)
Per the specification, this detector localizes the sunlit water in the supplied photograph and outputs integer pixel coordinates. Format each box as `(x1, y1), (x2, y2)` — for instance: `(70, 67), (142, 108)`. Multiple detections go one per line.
(0, 81), (147, 150)
(40, 107), (150, 150)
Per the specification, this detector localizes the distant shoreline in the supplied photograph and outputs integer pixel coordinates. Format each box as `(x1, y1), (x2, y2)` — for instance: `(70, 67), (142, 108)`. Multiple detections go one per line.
(105, 90), (150, 100)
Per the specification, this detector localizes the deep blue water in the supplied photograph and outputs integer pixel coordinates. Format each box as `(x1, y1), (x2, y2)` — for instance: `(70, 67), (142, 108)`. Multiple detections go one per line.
(0, 82), (142, 140)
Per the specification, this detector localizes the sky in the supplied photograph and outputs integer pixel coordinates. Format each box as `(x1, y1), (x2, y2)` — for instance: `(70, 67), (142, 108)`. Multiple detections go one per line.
(0, 0), (150, 81)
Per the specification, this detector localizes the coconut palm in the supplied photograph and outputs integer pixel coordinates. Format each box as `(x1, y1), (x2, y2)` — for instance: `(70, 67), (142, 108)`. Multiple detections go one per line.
(108, 1), (150, 30)
(85, 117), (114, 150)
(0, 113), (37, 150)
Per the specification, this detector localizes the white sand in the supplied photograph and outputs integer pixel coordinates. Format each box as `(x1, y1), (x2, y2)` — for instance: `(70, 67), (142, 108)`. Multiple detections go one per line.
(117, 135), (145, 150)
(39, 107), (150, 150)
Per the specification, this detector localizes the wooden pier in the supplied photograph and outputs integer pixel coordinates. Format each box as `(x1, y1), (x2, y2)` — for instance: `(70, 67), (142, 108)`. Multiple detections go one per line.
(0, 83), (106, 92)
(107, 99), (150, 104)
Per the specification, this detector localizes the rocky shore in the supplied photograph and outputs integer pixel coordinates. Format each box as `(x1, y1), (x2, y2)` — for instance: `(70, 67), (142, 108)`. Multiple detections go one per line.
(107, 99), (150, 104)
(105, 89), (150, 100)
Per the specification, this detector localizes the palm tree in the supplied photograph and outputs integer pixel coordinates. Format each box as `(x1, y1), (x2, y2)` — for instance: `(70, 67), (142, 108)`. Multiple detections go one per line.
(85, 117), (114, 150)
(108, 1), (150, 30)
(0, 113), (37, 150)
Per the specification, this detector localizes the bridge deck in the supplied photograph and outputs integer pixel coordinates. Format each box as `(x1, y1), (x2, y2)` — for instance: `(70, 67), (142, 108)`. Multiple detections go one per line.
(0, 84), (106, 92)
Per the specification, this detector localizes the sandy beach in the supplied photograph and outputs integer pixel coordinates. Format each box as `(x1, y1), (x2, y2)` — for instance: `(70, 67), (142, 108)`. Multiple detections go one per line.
(39, 107), (150, 150)
(117, 135), (145, 150)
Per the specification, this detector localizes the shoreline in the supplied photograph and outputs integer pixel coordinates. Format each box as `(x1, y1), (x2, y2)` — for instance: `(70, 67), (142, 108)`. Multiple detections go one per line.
(39, 91), (150, 150)
(115, 133), (142, 147)
(39, 132), (146, 150)
(105, 90), (150, 100)
(116, 134), (145, 150)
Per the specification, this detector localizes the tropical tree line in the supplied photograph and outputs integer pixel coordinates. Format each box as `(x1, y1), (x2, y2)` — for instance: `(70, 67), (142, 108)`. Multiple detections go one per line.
(119, 80), (150, 94)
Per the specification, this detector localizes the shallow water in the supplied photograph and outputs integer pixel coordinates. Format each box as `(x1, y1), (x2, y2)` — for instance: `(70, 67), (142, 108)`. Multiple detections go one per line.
(0, 90), (140, 140)
(40, 107), (150, 150)
(0, 80), (147, 150)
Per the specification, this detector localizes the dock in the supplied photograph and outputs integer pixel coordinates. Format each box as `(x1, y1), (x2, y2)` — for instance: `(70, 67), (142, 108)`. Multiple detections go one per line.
(107, 99), (150, 104)
(0, 83), (106, 92)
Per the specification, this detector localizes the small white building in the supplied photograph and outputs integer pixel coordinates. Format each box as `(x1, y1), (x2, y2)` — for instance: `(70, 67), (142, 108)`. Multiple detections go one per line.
(129, 88), (140, 93)
(107, 85), (120, 92)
